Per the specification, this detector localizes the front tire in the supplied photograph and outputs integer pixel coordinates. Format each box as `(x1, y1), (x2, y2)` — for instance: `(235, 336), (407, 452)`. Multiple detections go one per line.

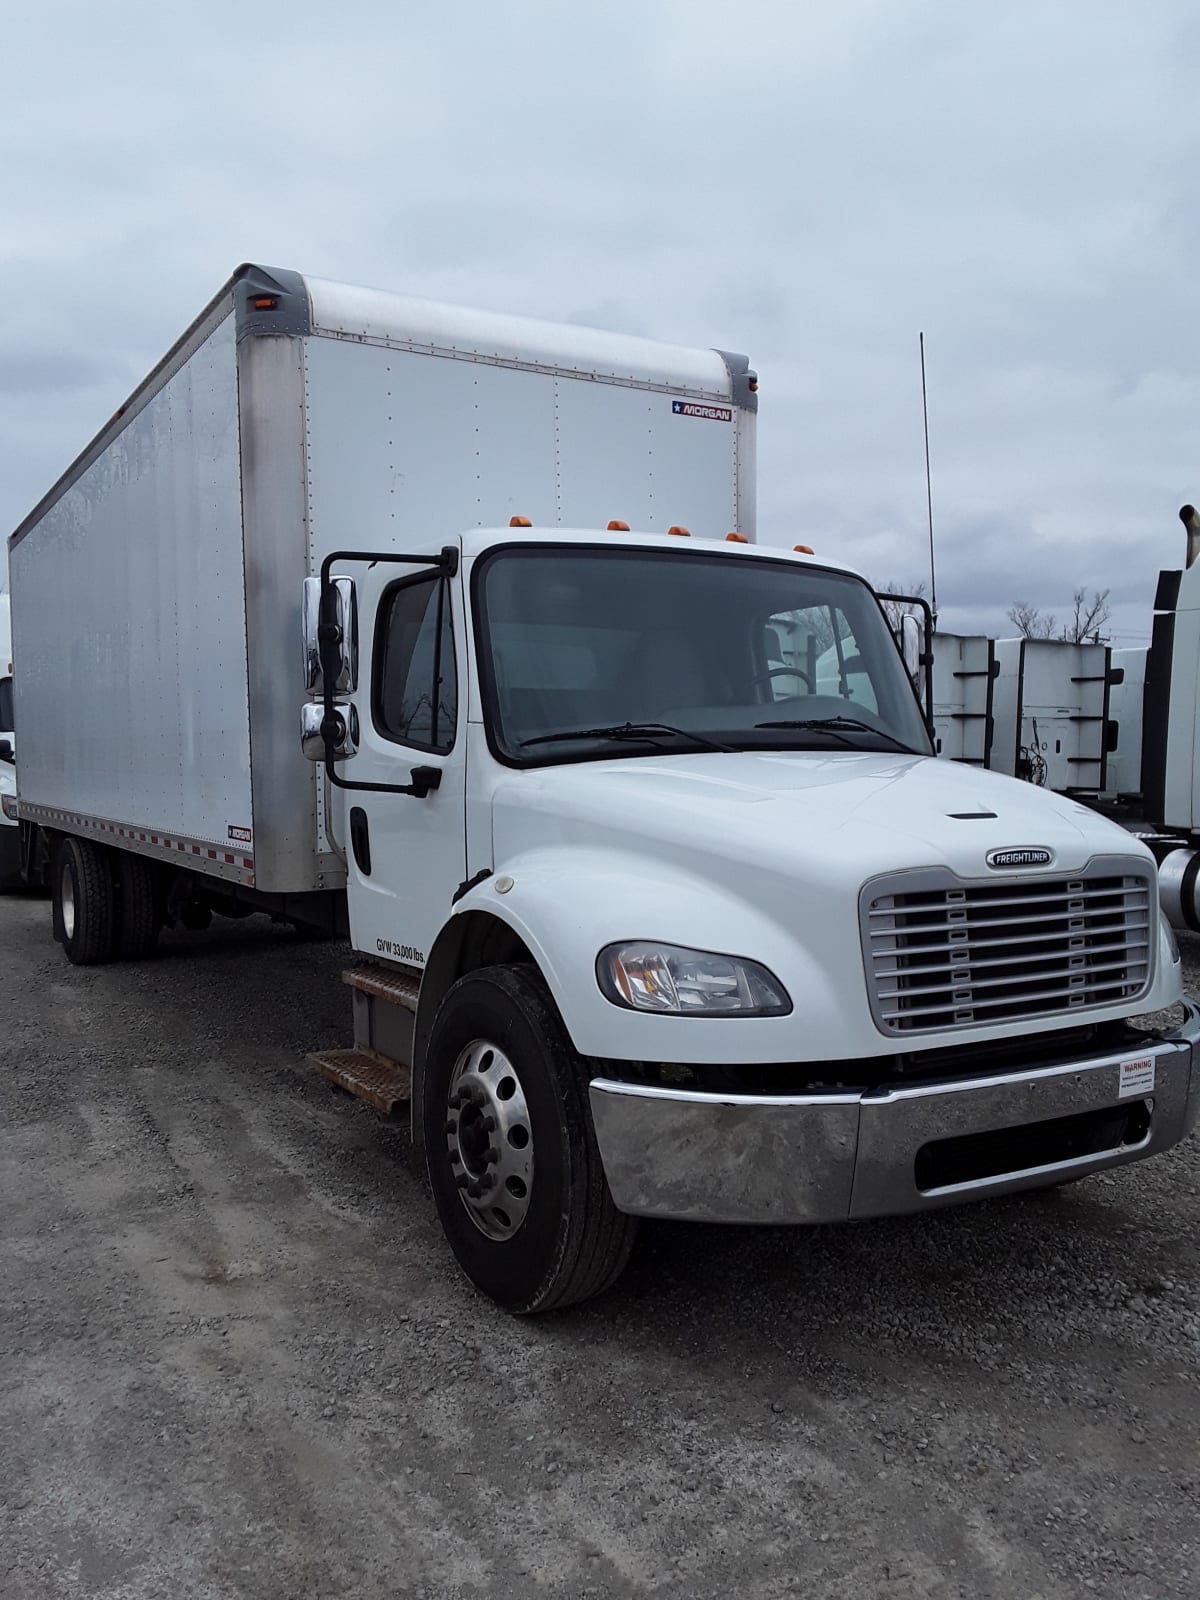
(423, 964), (638, 1313)
(53, 836), (117, 965)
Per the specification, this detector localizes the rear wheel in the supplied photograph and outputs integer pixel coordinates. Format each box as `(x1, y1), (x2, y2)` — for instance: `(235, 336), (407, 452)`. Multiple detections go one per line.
(53, 836), (116, 966)
(423, 964), (638, 1313)
(115, 851), (159, 960)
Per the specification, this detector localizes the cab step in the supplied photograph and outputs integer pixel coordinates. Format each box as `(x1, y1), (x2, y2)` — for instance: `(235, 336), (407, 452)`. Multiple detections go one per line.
(341, 964), (421, 1011)
(308, 1047), (412, 1114)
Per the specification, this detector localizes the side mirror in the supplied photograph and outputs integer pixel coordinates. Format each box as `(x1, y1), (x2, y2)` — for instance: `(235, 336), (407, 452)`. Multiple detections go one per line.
(303, 575), (358, 695)
(900, 614), (922, 682)
(0, 738), (13, 765)
(301, 701), (359, 762)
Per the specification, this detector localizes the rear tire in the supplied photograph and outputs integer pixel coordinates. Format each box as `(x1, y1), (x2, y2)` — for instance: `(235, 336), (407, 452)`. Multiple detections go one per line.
(53, 836), (116, 966)
(115, 852), (159, 960)
(423, 964), (638, 1313)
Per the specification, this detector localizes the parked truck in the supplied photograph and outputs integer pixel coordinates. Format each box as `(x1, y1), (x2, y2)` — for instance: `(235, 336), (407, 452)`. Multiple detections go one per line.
(7, 265), (1198, 1311)
(0, 593), (19, 887)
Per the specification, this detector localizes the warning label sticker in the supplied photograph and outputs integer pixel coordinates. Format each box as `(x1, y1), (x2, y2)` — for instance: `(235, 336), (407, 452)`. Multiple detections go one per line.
(1118, 1056), (1155, 1098)
(672, 400), (733, 423)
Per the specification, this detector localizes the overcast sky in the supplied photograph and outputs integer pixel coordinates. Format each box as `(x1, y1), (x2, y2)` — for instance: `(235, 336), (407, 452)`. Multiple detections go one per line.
(3, 0), (1198, 645)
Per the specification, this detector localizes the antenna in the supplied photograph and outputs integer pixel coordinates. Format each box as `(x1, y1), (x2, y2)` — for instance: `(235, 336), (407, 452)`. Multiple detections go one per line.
(919, 331), (938, 628)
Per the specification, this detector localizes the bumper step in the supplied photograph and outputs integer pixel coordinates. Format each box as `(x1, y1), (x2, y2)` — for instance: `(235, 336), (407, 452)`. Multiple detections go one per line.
(342, 964), (420, 1011)
(309, 1047), (412, 1113)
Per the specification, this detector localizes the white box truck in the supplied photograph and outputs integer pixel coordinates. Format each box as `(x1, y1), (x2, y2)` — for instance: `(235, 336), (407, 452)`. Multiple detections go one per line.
(8, 265), (1198, 1312)
(0, 593), (19, 887)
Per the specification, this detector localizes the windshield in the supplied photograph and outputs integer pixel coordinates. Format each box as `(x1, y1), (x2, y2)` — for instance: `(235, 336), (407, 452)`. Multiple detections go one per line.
(476, 547), (932, 764)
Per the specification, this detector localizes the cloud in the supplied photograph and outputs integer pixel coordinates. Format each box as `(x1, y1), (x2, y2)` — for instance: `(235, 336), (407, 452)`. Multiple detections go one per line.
(1, 0), (1197, 641)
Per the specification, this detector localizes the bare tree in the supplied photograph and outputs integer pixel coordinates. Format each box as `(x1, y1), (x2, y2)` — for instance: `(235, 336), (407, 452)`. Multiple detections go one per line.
(1006, 601), (1058, 640)
(1061, 586), (1111, 644)
(877, 579), (928, 632)
(1006, 589), (1111, 644)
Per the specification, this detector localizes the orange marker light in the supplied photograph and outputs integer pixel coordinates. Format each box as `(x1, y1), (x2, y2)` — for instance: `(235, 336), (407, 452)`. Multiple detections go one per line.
(794, 544), (815, 555)
(252, 296), (278, 310)
(607, 520), (630, 531)
(748, 378), (759, 393)
(726, 532), (749, 543)
(667, 525), (690, 537)
(509, 516), (532, 527)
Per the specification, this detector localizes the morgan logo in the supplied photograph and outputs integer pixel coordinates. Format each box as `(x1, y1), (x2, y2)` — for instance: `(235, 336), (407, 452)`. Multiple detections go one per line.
(986, 846), (1054, 869)
(227, 825), (252, 844)
(672, 400), (733, 422)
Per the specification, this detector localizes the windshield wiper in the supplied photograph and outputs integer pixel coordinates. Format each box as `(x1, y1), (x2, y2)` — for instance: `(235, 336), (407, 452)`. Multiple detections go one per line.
(521, 721), (731, 753)
(754, 715), (920, 754)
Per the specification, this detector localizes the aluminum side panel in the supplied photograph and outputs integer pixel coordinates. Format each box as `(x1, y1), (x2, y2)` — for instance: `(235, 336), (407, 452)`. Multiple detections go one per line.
(302, 334), (744, 545)
(10, 313), (253, 847)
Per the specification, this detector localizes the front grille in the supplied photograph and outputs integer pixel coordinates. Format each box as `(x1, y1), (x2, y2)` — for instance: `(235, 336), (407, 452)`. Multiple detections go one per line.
(862, 863), (1154, 1035)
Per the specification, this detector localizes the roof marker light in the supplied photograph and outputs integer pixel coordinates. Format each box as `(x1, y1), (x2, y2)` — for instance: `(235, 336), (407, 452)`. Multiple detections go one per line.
(667, 525), (690, 538)
(509, 516), (532, 527)
(794, 544), (815, 555)
(607, 520), (630, 531)
(726, 532), (748, 543)
(252, 296), (278, 311)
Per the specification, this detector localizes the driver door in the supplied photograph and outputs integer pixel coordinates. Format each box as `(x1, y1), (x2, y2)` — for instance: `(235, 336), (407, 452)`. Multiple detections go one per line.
(343, 556), (467, 970)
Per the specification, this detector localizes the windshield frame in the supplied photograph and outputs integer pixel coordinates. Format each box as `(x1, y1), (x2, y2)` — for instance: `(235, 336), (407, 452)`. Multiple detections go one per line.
(470, 542), (934, 770)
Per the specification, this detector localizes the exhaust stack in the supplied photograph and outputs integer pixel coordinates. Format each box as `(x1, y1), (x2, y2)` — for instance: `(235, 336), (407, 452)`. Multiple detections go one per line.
(1180, 503), (1200, 569)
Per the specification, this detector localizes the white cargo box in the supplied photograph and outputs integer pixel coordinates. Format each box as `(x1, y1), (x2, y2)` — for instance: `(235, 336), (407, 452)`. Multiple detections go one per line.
(8, 265), (756, 895)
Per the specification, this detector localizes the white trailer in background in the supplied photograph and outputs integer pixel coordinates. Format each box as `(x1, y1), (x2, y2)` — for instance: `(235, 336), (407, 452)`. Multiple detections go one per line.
(0, 594), (18, 886)
(987, 638), (1114, 794)
(1103, 647), (1148, 802)
(929, 632), (997, 766)
(7, 265), (1197, 1313)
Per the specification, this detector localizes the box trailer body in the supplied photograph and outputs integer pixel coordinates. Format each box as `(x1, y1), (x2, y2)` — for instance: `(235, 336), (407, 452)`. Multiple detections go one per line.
(7, 266), (1198, 1313)
(10, 268), (754, 905)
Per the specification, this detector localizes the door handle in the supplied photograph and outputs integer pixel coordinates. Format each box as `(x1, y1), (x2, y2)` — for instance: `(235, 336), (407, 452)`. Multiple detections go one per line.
(406, 766), (442, 799)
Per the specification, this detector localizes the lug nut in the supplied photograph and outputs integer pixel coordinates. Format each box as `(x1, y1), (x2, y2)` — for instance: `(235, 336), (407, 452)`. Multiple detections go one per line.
(456, 1173), (469, 1189)
(449, 1150), (461, 1165)
(482, 1115), (496, 1133)
(485, 1149), (499, 1165)
(479, 1173), (495, 1191)
(467, 1180), (482, 1199)
(444, 1119), (457, 1135)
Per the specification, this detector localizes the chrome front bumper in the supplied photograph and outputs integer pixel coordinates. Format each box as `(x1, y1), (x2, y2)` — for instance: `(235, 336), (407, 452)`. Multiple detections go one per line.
(588, 1004), (1200, 1223)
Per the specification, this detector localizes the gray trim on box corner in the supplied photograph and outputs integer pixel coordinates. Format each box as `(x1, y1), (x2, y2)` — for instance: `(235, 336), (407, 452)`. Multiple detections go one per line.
(715, 349), (758, 413)
(235, 328), (320, 894)
(232, 264), (312, 342)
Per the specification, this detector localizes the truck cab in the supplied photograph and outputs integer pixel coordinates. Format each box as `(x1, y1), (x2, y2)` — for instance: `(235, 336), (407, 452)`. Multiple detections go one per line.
(307, 524), (1198, 1311)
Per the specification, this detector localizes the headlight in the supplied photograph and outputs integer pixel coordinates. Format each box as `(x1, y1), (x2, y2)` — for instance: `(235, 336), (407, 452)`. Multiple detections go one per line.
(1162, 910), (1181, 965)
(597, 941), (791, 1016)
(0, 794), (17, 822)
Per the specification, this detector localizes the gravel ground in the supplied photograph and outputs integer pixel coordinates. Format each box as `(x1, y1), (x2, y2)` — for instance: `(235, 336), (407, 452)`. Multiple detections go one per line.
(1, 893), (1198, 1600)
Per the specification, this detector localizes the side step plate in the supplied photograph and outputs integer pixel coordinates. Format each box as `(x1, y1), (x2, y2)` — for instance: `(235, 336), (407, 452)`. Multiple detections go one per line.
(308, 1048), (412, 1114)
(342, 966), (421, 1011)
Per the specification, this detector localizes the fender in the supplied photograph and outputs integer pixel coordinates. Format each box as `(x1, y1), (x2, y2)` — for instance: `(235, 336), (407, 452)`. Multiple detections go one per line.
(417, 844), (846, 1071)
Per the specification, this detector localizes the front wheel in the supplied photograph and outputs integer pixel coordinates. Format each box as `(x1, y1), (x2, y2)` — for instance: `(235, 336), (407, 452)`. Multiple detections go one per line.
(423, 964), (638, 1313)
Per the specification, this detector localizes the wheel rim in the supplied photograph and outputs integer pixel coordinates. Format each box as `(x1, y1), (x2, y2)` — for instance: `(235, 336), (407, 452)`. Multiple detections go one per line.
(61, 863), (76, 941)
(444, 1038), (534, 1239)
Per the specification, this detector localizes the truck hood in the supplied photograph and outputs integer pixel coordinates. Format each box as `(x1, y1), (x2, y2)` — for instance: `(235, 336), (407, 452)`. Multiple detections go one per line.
(491, 750), (1144, 881)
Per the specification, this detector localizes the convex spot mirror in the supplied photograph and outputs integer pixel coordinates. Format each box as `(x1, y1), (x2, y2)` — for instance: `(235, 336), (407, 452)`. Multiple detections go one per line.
(303, 575), (358, 696)
(301, 701), (359, 762)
